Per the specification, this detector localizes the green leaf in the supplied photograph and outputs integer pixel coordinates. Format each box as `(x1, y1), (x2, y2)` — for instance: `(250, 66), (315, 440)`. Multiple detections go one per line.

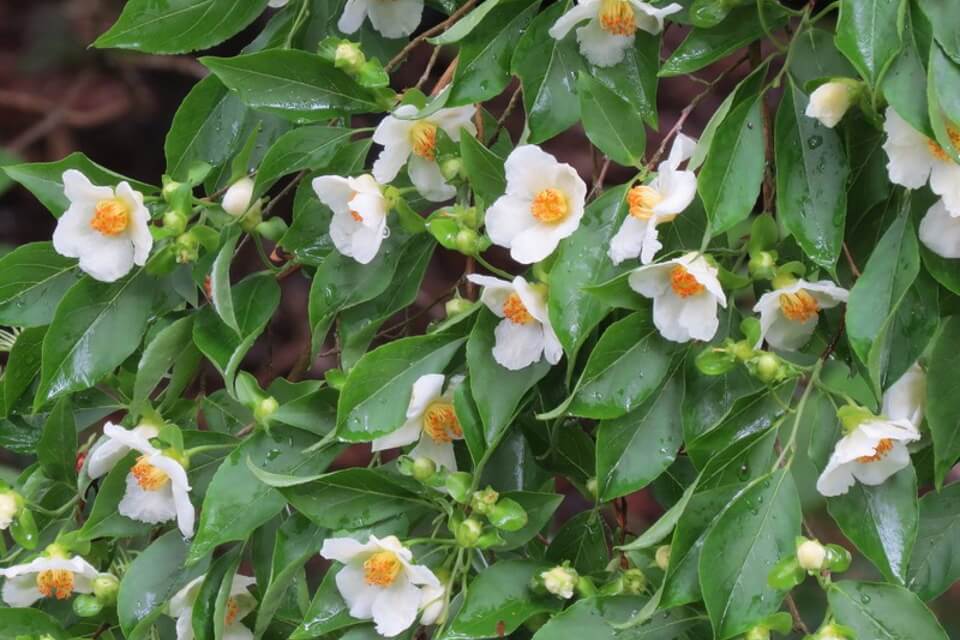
(591, 32), (661, 128)
(788, 27), (858, 87)
(498, 491), (564, 550)
(546, 510), (609, 574)
(512, 1), (584, 143)
(835, 0), (907, 87)
(928, 316), (960, 487)
(0, 242), (79, 327)
(281, 468), (429, 529)
(828, 580), (948, 639)
(533, 595), (706, 640)
(94, 0), (269, 53)
(828, 466), (918, 584)
(775, 78), (849, 269)
(467, 309), (550, 445)
(882, 4), (932, 135)
(78, 453), (153, 541)
(660, 5), (787, 76)
(447, 0), (541, 106)
(0, 609), (66, 639)
(210, 228), (241, 333)
(336, 328), (468, 441)
(686, 387), (791, 467)
(430, 0), (506, 44)
(698, 89), (765, 234)
(188, 426), (342, 563)
(916, 0), (960, 63)
(118, 530), (211, 639)
(3, 152), (154, 216)
(548, 185), (630, 357)
(577, 72), (646, 167)
(35, 269), (156, 408)
(907, 481), (960, 600)
(202, 51), (382, 123)
(37, 398), (76, 482)
(597, 365), (684, 501)
(192, 545), (244, 640)
(700, 470), (801, 639)
(440, 560), (562, 640)
(291, 563), (358, 639)
(2, 326), (45, 412)
(255, 126), (353, 197)
(133, 315), (196, 409)
(460, 134), (506, 206)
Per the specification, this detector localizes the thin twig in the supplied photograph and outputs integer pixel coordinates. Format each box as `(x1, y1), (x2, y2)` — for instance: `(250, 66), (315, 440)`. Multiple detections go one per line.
(751, 43), (776, 212)
(431, 57), (459, 96)
(385, 0), (478, 72)
(7, 72), (95, 152)
(785, 594), (811, 635)
(415, 46), (443, 90)
(262, 170), (307, 217)
(842, 242), (861, 278)
(491, 84), (522, 144)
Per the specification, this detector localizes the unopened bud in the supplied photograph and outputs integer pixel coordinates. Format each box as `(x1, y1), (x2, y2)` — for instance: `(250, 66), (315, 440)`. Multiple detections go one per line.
(456, 518), (483, 547)
(753, 353), (782, 384)
(455, 229), (481, 255)
(92, 573), (120, 604)
(796, 539), (826, 571)
(334, 42), (366, 73)
(655, 545), (671, 571)
(254, 396), (280, 423)
(815, 623), (851, 640)
(162, 180), (184, 201)
(445, 296), (472, 318)
(748, 250), (777, 281)
(585, 477), (599, 499)
(470, 487), (499, 515)
(487, 497), (528, 532)
(162, 210), (188, 236)
(412, 457), (437, 481)
(222, 176), (255, 217)
(541, 566), (578, 599)
(806, 80), (862, 129)
(622, 568), (646, 594)
(745, 625), (770, 640)
(73, 593), (104, 617)
(440, 158), (463, 182)
(175, 231), (200, 264)
(0, 490), (23, 530)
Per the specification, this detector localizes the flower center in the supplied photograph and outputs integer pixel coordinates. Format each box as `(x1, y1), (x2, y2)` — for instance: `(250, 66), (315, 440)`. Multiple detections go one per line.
(90, 198), (130, 236)
(503, 292), (534, 324)
(410, 121), (438, 160)
(599, 0), (636, 36)
(531, 188), (569, 223)
(628, 185), (664, 220)
(224, 596), (240, 626)
(350, 209), (364, 222)
(131, 456), (170, 491)
(423, 402), (462, 444)
(926, 125), (960, 162)
(36, 569), (74, 600)
(778, 290), (820, 322)
(669, 265), (704, 298)
(363, 551), (402, 587)
(856, 438), (894, 463)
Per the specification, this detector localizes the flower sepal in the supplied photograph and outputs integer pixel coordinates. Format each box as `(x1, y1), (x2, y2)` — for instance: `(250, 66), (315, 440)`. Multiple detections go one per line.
(837, 404), (876, 435)
(487, 497), (528, 532)
(72, 593), (104, 618)
(767, 555), (804, 591)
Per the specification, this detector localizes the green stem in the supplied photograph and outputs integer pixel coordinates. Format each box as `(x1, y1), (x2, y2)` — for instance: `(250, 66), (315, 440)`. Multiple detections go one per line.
(474, 254), (514, 280)
(302, 429), (340, 454)
(284, 0), (310, 49)
(184, 443), (237, 457)
(774, 358), (824, 470)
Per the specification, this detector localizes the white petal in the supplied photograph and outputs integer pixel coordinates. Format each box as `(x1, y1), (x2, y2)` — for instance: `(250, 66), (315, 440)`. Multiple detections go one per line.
(608, 215), (649, 265)
(638, 219), (664, 265)
(628, 262), (672, 299)
(63, 169), (114, 205)
(576, 19), (633, 67)
(149, 455), (195, 538)
(680, 254), (726, 305)
(170, 577), (203, 617)
(513, 276), (549, 324)
(548, 0), (600, 40)
(336, 564), (378, 619)
(176, 613), (195, 640)
(764, 313), (818, 351)
(223, 623), (254, 640)
(859, 418), (921, 443)
(432, 106), (478, 141)
(312, 175), (355, 214)
(419, 583), (446, 625)
(371, 577), (421, 637)
(366, 0), (424, 38)
(467, 274), (514, 317)
(349, 219), (387, 264)
(78, 237), (136, 283)
(484, 194), (538, 249)
(115, 182), (153, 266)
(676, 292), (720, 342)
(2, 574), (42, 607)
(883, 107), (935, 188)
(630, 0), (682, 33)
(504, 145), (564, 198)
(919, 199), (960, 258)
(408, 155), (456, 202)
(493, 320), (545, 370)
(407, 374), (446, 418)
(52, 201), (98, 259)
(801, 280), (849, 308)
(850, 443), (911, 485)
(651, 293), (691, 343)
(349, 190), (388, 230)
(321, 537), (377, 564)
(652, 169), (696, 217)
(103, 422), (160, 455)
(882, 363), (926, 426)
(118, 474), (178, 524)
(816, 457), (857, 497)
(410, 435), (457, 471)
(87, 423), (159, 478)
(371, 417), (422, 452)
(805, 82), (854, 128)
(542, 323), (564, 365)
(929, 161), (960, 217)
(372, 119), (413, 184)
(510, 225), (564, 264)
(661, 133), (697, 171)
(338, 0), (369, 33)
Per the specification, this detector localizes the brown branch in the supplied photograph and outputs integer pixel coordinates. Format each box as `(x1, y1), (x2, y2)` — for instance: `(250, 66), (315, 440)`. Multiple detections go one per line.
(842, 242), (862, 279)
(431, 56), (459, 96)
(785, 593), (811, 635)
(751, 43), (776, 213)
(262, 170), (307, 217)
(415, 46), (443, 90)
(385, 0), (478, 72)
(491, 84), (522, 143)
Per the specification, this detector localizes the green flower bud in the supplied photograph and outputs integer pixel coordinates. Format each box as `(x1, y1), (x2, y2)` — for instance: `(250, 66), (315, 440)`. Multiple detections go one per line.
(175, 231), (200, 264)
(824, 544), (852, 573)
(655, 545), (671, 571)
(222, 176), (255, 217)
(92, 573), (120, 604)
(455, 229), (481, 255)
(162, 179), (184, 201)
(585, 477), (599, 500)
(162, 210), (188, 236)
(622, 568), (646, 594)
(767, 555), (805, 591)
(445, 296), (473, 318)
(254, 396), (280, 424)
(752, 352), (783, 384)
(445, 472), (473, 503)
(748, 250), (777, 281)
(73, 593), (104, 617)
(456, 517), (483, 547)
(745, 625), (771, 640)
(334, 42), (366, 73)
(541, 565), (578, 599)
(255, 217), (289, 242)
(440, 158), (464, 182)
(487, 497), (528, 532)
(730, 339), (756, 362)
(696, 347), (737, 376)
(412, 457), (437, 481)
(815, 623), (854, 640)
(470, 487), (499, 515)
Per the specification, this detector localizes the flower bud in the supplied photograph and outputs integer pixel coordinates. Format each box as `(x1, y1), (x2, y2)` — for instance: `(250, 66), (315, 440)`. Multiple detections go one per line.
(162, 210), (188, 236)
(541, 565), (578, 599)
(745, 625), (770, 640)
(0, 490), (23, 530)
(805, 80), (862, 129)
(487, 497), (528, 532)
(455, 517), (483, 547)
(748, 250), (777, 281)
(334, 42), (366, 74)
(585, 477), (599, 499)
(73, 593), (104, 617)
(753, 353), (783, 384)
(256, 217), (289, 242)
(92, 573), (120, 604)
(837, 405), (875, 434)
(696, 347), (737, 376)
(815, 623), (852, 640)
(655, 545), (672, 571)
(222, 176), (255, 217)
(622, 568), (646, 594)
(440, 158), (463, 182)
(470, 487), (499, 515)
(824, 544), (852, 573)
(162, 179), (184, 201)
(455, 229), (481, 255)
(412, 457), (437, 481)
(796, 538), (827, 571)
(254, 396), (280, 423)
(731, 340), (755, 362)
(445, 296), (473, 318)
(767, 555), (804, 591)
(445, 472), (473, 503)
(175, 231), (200, 264)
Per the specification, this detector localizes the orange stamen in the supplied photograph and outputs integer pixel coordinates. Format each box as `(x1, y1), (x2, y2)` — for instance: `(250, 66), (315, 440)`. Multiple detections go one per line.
(531, 188), (569, 223)
(503, 292), (534, 324)
(423, 402), (462, 443)
(669, 265), (704, 298)
(36, 569), (74, 600)
(410, 121), (438, 160)
(131, 456), (170, 491)
(363, 551), (402, 587)
(856, 438), (894, 463)
(90, 198), (130, 236)
(599, 0), (637, 36)
(778, 290), (820, 323)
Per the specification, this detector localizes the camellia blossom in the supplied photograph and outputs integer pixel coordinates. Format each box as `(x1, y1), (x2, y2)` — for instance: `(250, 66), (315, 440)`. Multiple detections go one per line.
(0, 551), (100, 607)
(0, 490), (19, 530)
(883, 107), (960, 216)
(816, 411), (921, 497)
(485, 145), (587, 264)
(320, 534), (441, 637)
(467, 274), (563, 370)
(804, 81), (857, 128)
(541, 566), (578, 599)
(372, 374), (463, 471)
(312, 174), (390, 264)
(372, 104), (476, 202)
(169, 574), (257, 640)
(881, 362), (926, 428)
(52, 169), (153, 283)
(919, 199), (960, 259)
(628, 252), (726, 343)
(752, 279), (848, 351)
(86, 423), (194, 538)
(549, 0), (681, 67)
(608, 133), (698, 265)
(339, 0), (424, 39)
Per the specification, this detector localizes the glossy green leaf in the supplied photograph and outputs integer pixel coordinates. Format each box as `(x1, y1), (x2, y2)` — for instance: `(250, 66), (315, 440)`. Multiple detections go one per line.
(687, 387), (791, 467)
(498, 491), (564, 549)
(534, 595), (706, 640)
(192, 545), (243, 640)
(37, 398), (76, 482)
(291, 563), (358, 639)
(828, 466), (918, 584)
(916, 0), (960, 63)
(591, 32), (660, 128)
(255, 126), (353, 197)
(0, 242), (79, 327)
(460, 134), (506, 206)
(577, 72), (646, 167)
(828, 580), (948, 639)
(775, 78), (849, 269)
(700, 470), (801, 639)
(789, 27), (858, 87)
(79, 453), (153, 541)
(430, 0), (506, 44)
(882, 4), (932, 135)
(94, 0), (269, 53)
(133, 315), (195, 408)
(907, 481), (960, 600)
(546, 510), (609, 574)
(0, 609), (66, 639)
(210, 228), (241, 333)
(928, 317), (960, 487)
(835, 0), (907, 86)
(2, 326), (45, 412)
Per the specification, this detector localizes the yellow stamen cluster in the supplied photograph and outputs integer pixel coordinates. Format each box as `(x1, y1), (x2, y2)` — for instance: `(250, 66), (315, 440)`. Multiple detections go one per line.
(90, 198), (130, 236)
(778, 290), (820, 323)
(423, 402), (462, 444)
(363, 551), (402, 587)
(599, 0), (637, 36)
(503, 292), (534, 325)
(225, 597), (241, 626)
(131, 456), (170, 491)
(531, 188), (569, 223)
(926, 125), (960, 162)
(627, 185), (664, 220)
(36, 569), (74, 600)
(410, 121), (438, 160)
(669, 265), (704, 298)
(856, 438), (894, 464)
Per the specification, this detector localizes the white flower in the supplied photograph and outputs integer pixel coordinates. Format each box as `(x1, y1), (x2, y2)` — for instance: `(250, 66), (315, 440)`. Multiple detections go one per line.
(608, 134), (698, 265)
(882, 362), (926, 429)
(52, 170), (153, 282)
(221, 177), (255, 217)
(919, 198), (960, 259)
(467, 274), (563, 370)
(372, 374), (463, 471)
(541, 566), (578, 599)
(419, 582), (447, 626)
(86, 423), (194, 538)
(796, 539), (826, 571)
(485, 145), (587, 264)
(320, 534), (441, 638)
(86, 422), (160, 479)
(339, 0), (425, 39)
(0, 491), (18, 530)
(805, 81), (857, 128)
(627, 252), (726, 343)
(816, 416), (921, 497)
(883, 106), (960, 216)
(169, 574), (257, 640)
(373, 105), (477, 202)
(549, 0), (681, 67)
(312, 174), (390, 264)
(0, 553), (99, 607)
(752, 279), (848, 351)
